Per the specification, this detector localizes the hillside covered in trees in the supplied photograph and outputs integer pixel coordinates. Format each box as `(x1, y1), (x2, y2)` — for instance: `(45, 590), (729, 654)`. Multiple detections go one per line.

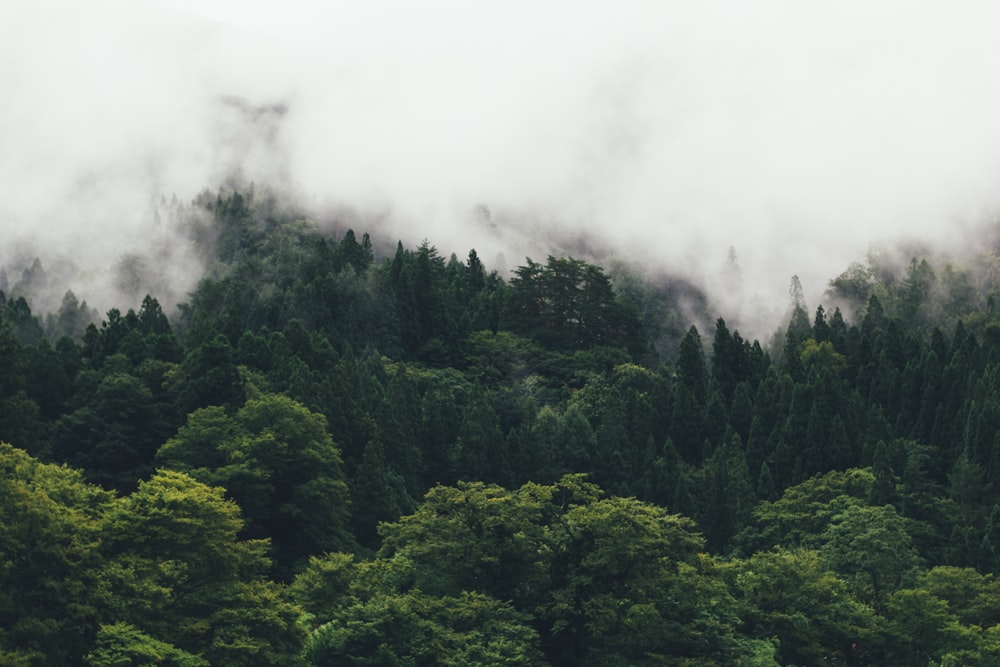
(7, 187), (1000, 665)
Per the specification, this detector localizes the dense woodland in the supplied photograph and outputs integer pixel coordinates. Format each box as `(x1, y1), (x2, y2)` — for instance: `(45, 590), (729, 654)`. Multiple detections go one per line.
(8, 187), (1000, 665)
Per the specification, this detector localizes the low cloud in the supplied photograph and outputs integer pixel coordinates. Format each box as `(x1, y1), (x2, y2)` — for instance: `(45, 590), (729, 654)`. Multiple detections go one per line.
(5, 0), (1000, 338)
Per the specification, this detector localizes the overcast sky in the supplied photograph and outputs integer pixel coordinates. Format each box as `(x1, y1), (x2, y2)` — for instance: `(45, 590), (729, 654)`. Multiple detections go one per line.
(4, 0), (1000, 329)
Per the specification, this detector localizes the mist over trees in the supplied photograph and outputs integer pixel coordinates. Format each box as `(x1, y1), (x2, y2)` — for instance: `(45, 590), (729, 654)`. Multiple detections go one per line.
(9, 186), (1000, 664)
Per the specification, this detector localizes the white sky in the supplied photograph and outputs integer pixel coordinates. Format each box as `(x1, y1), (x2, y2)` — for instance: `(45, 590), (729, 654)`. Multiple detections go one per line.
(4, 0), (1000, 329)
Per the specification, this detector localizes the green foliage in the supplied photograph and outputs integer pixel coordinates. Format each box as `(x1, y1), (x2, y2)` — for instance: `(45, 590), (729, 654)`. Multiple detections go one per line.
(290, 552), (358, 627)
(828, 261), (875, 310)
(881, 587), (976, 664)
(820, 503), (921, 610)
(799, 338), (846, 381)
(505, 256), (643, 354)
(727, 548), (873, 665)
(695, 433), (755, 551)
(158, 393), (353, 576)
(304, 591), (544, 667)
(100, 470), (305, 666)
(920, 566), (1000, 628)
(85, 623), (208, 667)
(371, 475), (746, 666)
(16, 188), (1000, 664)
(171, 335), (244, 415)
(350, 417), (415, 549)
(0, 443), (111, 666)
(739, 468), (876, 552)
(51, 370), (171, 492)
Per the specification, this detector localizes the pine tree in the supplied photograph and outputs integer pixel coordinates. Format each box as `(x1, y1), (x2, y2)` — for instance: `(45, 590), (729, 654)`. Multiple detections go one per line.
(677, 325), (708, 404)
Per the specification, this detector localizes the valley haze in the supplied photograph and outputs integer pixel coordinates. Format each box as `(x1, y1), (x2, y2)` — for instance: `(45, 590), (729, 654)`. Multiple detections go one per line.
(4, 0), (1000, 341)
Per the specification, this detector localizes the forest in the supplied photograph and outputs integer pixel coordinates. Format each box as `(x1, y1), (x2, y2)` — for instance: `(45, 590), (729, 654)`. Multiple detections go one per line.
(6, 186), (1000, 665)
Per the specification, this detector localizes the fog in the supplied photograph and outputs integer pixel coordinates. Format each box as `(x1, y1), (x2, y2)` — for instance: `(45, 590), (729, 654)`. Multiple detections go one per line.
(5, 0), (1000, 338)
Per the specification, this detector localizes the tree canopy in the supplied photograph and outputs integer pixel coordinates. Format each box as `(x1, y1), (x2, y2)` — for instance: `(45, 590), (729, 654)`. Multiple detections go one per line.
(7, 185), (1000, 663)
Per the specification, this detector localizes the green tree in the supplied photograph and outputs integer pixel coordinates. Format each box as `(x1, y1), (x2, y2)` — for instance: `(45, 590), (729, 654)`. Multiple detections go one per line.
(100, 470), (305, 666)
(453, 383), (508, 483)
(827, 262), (874, 311)
(45, 290), (97, 341)
(505, 256), (642, 354)
(376, 475), (747, 666)
(919, 566), (1000, 628)
(350, 418), (415, 550)
(51, 370), (170, 492)
(0, 443), (111, 666)
(304, 591), (545, 667)
(739, 467), (875, 553)
(335, 229), (374, 273)
(712, 318), (749, 403)
(85, 623), (208, 667)
(881, 587), (976, 665)
(728, 548), (872, 665)
(158, 393), (353, 576)
(696, 433), (755, 551)
(543, 496), (742, 665)
(669, 384), (704, 462)
(378, 364), (424, 497)
(171, 334), (245, 415)
(899, 257), (936, 329)
(290, 552), (359, 628)
(677, 325), (708, 404)
(820, 503), (921, 612)
(5, 295), (44, 346)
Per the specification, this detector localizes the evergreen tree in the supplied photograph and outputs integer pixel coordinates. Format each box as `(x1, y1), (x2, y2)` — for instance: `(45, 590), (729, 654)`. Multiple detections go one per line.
(698, 433), (755, 551)
(350, 418), (415, 549)
(453, 383), (509, 484)
(677, 325), (708, 403)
